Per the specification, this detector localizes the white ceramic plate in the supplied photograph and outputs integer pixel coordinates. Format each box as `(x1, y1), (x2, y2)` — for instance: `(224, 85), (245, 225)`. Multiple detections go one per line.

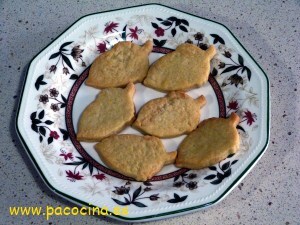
(16, 4), (270, 222)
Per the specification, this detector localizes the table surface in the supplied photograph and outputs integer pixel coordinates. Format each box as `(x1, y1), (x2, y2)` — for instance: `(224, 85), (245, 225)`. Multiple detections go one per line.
(1, 0), (299, 224)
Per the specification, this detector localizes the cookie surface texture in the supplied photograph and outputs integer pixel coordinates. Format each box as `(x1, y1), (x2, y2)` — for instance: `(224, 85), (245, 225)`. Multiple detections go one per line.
(86, 40), (153, 88)
(175, 112), (240, 169)
(133, 92), (206, 138)
(144, 43), (216, 91)
(95, 134), (177, 181)
(77, 83), (135, 142)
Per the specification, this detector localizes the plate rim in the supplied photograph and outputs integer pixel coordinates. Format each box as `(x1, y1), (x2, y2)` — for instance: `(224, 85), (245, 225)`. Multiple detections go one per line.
(15, 3), (270, 222)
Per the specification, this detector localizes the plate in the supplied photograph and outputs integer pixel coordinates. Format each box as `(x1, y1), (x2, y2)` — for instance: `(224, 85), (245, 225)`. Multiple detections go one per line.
(16, 4), (270, 222)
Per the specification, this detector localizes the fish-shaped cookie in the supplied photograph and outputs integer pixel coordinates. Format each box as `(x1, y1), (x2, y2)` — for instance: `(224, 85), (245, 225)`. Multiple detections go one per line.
(144, 43), (216, 91)
(175, 113), (240, 169)
(95, 134), (177, 181)
(133, 92), (206, 138)
(77, 83), (135, 142)
(86, 40), (153, 88)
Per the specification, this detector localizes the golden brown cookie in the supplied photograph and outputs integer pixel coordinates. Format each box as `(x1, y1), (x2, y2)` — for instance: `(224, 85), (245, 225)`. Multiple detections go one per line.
(86, 40), (153, 88)
(77, 83), (135, 142)
(133, 92), (206, 138)
(144, 43), (216, 91)
(95, 134), (177, 181)
(175, 113), (240, 169)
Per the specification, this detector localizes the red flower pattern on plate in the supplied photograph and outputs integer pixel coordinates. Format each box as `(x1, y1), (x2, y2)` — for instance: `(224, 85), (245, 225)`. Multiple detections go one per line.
(104, 21), (119, 34)
(50, 131), (59, 139)
(93, 173), (106, 181)
(60, 152), (73, 161)
(66, 170), (84, 181)
(155, 27), (164, 37)
(227, 100), (238, 110)
(242, 110), (257, 126)
(127, 26), (142, 40)
(97, 42), (107, 53)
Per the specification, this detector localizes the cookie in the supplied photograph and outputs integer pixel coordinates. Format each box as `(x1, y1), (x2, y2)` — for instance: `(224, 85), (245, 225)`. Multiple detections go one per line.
(133, 92), (206, 138)
(86, 40), (153, 88)
(77, 83), (135, 142)
(175, 112), (240, 169)
(144, 43), (216, 91)
(95, 134), (177, 181)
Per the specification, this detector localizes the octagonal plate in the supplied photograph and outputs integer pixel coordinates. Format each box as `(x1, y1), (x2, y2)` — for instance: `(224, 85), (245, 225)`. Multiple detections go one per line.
(16, 4), (270, 222)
